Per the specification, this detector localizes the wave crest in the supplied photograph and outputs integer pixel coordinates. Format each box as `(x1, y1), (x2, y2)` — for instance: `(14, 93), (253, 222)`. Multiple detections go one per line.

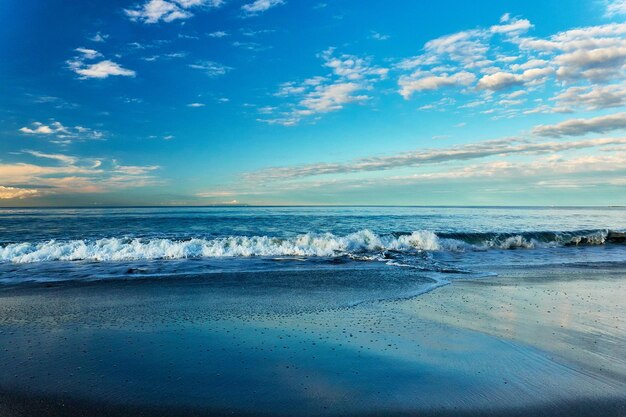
(0, 230), (443, 263)
(0, 229), (619, 263)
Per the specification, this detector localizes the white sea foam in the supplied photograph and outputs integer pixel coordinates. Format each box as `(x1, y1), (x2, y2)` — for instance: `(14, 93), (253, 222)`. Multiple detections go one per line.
(484, 235), (540, 249)
(0, 230), (450, 263)
(478, 230), (609, 249)
(0, 229), (613, 263)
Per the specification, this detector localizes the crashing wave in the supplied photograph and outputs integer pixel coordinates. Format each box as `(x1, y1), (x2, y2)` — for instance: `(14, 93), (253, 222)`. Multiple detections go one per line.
(0, 230), (444, 263)
(0, 229), (620, 263)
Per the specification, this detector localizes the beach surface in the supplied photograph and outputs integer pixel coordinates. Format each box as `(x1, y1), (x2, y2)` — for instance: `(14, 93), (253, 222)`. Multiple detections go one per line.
(0, 264), (625, 417)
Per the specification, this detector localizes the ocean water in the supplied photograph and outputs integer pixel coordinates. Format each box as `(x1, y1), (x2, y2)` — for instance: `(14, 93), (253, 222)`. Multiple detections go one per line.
(0, 206), (625, 292)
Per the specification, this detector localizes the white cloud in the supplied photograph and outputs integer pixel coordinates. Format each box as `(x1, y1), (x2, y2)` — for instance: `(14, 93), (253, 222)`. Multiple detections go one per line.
(258, 105), (276, 114)
(23, 150), (78, 165)
(241, 0), (284, 15)
(260, 82), (369, 126)
(259, 49), (387, 125)
(504, 90), (527, 99)
(244, 136), (626, 180)
(187, 102), (205, 107)
(370, 31), (390, 41)
(554, 46), (626, 82)
(275, 81), (307, 97)
(112, 162), (160, 176)
(382, 152), (626, 186)
(422, 29), (489, 67)
(394, 27), (494, 98)
(510, 59), (549, 71)
(189, 60), (232, 76)
(19, 121), (104, 142)
(207, 31), (228, 38)
(606, 0), (626, 16)
(195, 191), (237, 198)
(141, 52), (187, 62)
(68, 49), (135, 79)
(399, 71), (475, 98)
(490, 18), (532, 35)
(395, 16), (626, 115)
(516, 23), (626, 52)
(125, 0), (223, 24)
(553, 83), (626, 110)
(241, 28), (276, 37)
(126, 0), (191, 23)
(176, 0), (222, 7)
(532, 112), (626, 137)
(0, 186), (39, 200)
(515, 22), (626, 83)
(19, 122), (60, 135)
(191, 144), (626, 197)
(321, 48), (389, 80)
(0, 152), (161, 195)
(69, 60), (136, 79)
(418, 97), (456, 111)
(477, 67), (553, 91)
(75, 47), (102, 59)
(89, 32), (109, 43)
(299, 82), (367, 112)
(231, 41), (269, 52)
(498, 98), (525, 107)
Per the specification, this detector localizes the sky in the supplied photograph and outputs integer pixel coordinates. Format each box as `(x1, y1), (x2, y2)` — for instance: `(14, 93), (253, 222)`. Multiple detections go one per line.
(2, 0), (626, 206)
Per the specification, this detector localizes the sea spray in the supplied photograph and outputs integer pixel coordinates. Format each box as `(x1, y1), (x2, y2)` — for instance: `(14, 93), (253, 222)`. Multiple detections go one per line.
(0, 229), (618, 263)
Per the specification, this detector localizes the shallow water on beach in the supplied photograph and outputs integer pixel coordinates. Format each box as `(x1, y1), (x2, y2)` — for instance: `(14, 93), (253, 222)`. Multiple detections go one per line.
(0, 265), (625, 417)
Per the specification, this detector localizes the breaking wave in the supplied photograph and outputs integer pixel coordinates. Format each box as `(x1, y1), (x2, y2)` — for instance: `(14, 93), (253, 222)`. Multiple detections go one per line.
(0, 229), (623, 264)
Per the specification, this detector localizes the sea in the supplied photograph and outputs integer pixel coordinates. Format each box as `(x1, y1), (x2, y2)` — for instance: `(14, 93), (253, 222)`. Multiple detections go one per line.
(1, 206), (625, 303)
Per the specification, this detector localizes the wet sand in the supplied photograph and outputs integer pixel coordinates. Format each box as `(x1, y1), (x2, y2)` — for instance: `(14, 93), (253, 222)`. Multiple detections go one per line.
(0, 265), (625, 416)
(404, 264), (626, 385)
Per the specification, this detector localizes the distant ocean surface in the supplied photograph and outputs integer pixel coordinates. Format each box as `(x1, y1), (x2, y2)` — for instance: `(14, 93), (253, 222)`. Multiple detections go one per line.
(1, 206), (625, 289)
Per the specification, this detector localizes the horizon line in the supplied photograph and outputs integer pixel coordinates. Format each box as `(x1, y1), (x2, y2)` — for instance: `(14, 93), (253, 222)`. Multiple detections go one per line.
(1, 204), (625, 209)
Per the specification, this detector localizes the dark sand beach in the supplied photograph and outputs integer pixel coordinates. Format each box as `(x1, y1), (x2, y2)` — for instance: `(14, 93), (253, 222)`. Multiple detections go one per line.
(0, 264), (625, 417)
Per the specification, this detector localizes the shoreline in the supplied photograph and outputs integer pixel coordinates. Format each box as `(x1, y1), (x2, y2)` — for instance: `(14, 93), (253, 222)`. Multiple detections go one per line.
(404, 263), (626, 385)
(0, 264), (625, 416)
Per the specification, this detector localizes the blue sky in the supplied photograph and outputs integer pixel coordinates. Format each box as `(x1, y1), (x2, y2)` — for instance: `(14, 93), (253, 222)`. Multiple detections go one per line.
(2, 0), (626, 206)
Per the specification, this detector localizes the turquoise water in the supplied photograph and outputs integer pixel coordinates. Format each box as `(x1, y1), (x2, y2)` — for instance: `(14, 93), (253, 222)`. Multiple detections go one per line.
(0, 206), (625, 285)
